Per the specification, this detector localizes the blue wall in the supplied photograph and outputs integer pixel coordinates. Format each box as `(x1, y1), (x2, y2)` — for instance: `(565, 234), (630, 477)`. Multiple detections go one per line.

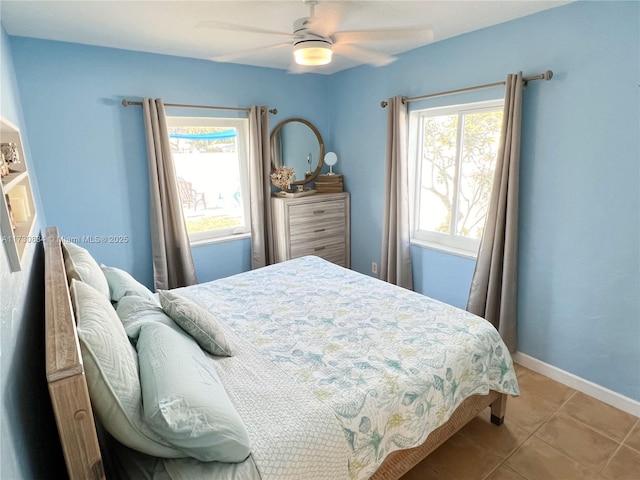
(328, 1), (639, 401)
(0, 27), (66, 480)
(6, 0), (639, 412)
(10, 39), (330, 286)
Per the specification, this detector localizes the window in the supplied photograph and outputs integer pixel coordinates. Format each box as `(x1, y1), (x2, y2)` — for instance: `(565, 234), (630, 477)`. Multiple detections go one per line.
(409, 100), (503, 257)
(167, 116), (250, 245)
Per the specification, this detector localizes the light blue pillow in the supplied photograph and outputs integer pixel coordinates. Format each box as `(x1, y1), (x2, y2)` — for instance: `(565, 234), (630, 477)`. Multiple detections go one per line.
(116, 294), (175, 342)
(101, 264), (157, 304)
(63, 241), (110, 300)
(70, 279), (183, 458)
(137, 321), (251, 463)
(159, 290), (233, 357)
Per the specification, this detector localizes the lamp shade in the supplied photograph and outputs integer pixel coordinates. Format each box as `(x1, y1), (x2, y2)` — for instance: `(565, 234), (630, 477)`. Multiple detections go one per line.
(293, 40), (333, 66)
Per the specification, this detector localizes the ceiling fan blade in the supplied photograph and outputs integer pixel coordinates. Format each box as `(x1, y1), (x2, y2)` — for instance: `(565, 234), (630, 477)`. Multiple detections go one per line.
(304, 16), (336, 38)
(303, 0), (344, 38)
(210, 42), (290, 63)
(333, 43), (397, 68)
(197, 20), (295, 39)
(333, 27), (434, 45)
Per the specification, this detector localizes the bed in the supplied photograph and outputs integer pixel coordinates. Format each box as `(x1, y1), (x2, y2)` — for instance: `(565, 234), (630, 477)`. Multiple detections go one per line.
(44, 226), (519, 480)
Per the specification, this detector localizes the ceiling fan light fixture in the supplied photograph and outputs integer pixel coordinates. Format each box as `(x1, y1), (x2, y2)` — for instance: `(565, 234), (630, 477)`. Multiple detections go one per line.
(293, 40), (333, 66)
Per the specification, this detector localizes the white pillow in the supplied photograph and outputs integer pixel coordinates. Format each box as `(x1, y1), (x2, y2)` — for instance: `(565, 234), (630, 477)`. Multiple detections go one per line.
(62, 241), (110, 300)
(101, 265), (157, 304)
(71, 279), (183, 458)
(159, 290), (233, 357)
(137, 321), (250, 462)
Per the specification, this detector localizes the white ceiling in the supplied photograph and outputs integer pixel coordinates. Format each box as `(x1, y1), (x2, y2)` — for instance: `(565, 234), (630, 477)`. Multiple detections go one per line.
(1, 1), (570, 74)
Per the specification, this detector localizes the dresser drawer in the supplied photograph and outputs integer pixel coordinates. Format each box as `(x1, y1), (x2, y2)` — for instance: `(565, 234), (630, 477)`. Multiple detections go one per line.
(290, 238), (346, 264)
(314, 246), (348, 267)
(289, 200), (346, 225)
(290, 219), (345, 241)
(289, 200), (344, 222)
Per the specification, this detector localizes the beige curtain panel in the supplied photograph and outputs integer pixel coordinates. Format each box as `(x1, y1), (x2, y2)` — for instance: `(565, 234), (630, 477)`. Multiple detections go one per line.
(380, 95), (413, 290)
(248, 105), (274, 269)
(467, 72), (523, 353)
(143, 98), (198, 290)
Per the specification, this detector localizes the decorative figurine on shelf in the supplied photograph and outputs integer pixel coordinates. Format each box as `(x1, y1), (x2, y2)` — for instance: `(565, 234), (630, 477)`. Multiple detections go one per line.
(0, 143), (19, 178)
(270, 166), (296, 192)
(0, 143), (20, 165)
(0, 153), (8, 177)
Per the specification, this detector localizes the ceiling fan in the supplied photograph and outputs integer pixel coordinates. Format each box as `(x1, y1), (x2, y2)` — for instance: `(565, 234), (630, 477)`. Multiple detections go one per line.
(198, 0), (433, 71)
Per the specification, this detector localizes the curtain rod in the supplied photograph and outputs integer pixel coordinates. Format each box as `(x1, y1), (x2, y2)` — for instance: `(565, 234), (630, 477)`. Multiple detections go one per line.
(121, 99), (278, 115)
(380, 70), (553, 108)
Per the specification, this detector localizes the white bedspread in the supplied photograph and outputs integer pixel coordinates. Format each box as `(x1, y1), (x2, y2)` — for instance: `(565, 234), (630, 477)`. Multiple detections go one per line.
(162, 320), (350, 480)
(176, 256), (519, 479)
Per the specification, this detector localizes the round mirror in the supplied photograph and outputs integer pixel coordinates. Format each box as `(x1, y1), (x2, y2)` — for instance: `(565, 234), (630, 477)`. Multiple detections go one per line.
(271, 118), (325, 185)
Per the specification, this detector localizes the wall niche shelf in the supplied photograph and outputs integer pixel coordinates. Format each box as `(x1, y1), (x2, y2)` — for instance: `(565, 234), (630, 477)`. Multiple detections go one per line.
(1, 117), (37, 272)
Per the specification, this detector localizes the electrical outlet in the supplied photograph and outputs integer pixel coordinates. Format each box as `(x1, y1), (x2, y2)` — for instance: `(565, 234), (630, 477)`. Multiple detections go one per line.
(371, 262), (378, 274)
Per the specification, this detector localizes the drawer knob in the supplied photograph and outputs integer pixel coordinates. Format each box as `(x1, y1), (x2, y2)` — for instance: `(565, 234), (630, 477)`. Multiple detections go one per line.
(314, 246), (326, 252)
(313, 210), (326, 214)
(314, 228), (325, 233)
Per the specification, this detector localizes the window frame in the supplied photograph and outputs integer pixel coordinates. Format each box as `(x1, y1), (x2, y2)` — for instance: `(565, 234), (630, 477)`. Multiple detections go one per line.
(408, 99), (504, 258)
(166, 116), (251, 245)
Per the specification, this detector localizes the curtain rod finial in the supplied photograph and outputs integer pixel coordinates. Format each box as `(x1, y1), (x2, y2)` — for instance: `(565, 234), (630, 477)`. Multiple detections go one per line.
(380, 100), (388, 108)
(544, 70), (554, 80)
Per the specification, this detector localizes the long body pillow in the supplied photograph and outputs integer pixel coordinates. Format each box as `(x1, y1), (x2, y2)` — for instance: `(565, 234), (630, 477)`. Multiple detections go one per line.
(137, 321), (251, 463)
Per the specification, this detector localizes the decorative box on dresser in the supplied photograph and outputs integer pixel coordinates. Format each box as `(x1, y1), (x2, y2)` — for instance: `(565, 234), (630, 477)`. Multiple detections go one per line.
(271, 192), (350, 268)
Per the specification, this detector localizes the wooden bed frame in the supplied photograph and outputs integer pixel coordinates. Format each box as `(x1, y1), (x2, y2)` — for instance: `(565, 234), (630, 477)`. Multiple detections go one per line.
(44, 226), (507, 480)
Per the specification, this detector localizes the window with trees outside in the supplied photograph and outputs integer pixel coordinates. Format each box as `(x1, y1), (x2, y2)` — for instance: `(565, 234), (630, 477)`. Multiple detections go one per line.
(408, 100), (503, 257)
(167, 116), (250, 245)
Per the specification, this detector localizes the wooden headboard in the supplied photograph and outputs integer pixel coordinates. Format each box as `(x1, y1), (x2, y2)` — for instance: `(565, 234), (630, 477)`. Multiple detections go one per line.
(44, 226), (105, 480)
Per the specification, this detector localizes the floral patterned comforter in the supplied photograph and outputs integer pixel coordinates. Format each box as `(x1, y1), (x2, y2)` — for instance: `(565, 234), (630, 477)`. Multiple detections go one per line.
(177, 256), (519, 479)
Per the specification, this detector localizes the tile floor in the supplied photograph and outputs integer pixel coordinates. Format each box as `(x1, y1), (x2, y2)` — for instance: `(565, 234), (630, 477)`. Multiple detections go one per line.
(401, 364), (640, 480)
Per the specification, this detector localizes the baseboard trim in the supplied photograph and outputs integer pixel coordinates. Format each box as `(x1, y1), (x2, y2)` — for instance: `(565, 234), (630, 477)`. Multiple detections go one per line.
(513, 352), (640, 418)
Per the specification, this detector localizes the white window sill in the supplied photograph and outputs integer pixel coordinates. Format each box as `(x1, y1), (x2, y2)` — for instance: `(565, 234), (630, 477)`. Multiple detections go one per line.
(190, 232), (251, 248)
(410, 238), (478, 260)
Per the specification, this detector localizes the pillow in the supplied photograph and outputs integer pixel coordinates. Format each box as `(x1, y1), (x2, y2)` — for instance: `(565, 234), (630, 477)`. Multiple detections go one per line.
(70, 279), (184, 459)
(62, 241), (110, 300)
(137, 321), (251, 462)
(101, 264), (157, 304)
(116, 294), (176, 342)
(159, 290), (233, 357)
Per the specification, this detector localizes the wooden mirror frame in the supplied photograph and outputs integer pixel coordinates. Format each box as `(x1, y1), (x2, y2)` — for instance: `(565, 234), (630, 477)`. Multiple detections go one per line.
(270, 118), (325, 186)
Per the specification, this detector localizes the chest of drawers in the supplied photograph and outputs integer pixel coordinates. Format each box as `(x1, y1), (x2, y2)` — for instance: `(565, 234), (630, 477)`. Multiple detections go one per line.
(271, 192), (350, 267)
